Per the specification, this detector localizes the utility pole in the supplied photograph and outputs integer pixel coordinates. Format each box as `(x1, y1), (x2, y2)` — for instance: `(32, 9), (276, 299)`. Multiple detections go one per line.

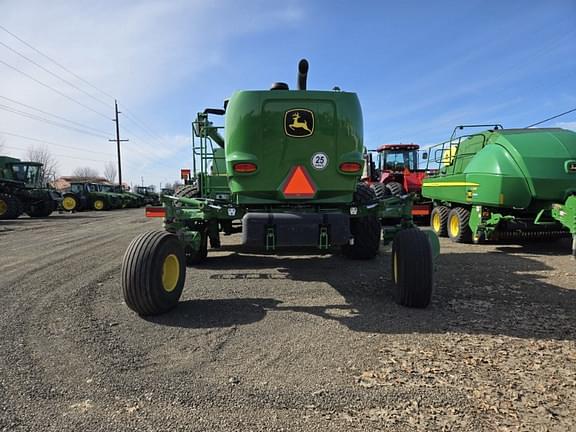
(109, 100), (129, 187)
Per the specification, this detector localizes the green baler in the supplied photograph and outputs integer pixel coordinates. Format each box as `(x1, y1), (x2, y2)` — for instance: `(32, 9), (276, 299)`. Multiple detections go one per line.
(121, 60), (440, 316)
(423, 125), (576, 255)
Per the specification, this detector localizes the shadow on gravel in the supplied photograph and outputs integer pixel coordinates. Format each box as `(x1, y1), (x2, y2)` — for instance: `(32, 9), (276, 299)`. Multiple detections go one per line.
(495, 237), (573, 256)
(146, 298), (282, 329)
(168, 244), (576, 341)
(0, 214), (105, 222)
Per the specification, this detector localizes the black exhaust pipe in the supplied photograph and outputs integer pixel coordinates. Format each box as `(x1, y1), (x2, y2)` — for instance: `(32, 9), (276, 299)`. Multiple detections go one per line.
(297, 59), (309, 90)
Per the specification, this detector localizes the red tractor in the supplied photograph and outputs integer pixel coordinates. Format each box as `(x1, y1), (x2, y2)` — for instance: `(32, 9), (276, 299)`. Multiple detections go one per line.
(363, 144), (432, 219)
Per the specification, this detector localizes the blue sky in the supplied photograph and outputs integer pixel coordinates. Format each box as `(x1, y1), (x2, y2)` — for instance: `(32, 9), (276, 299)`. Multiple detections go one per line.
(1, 0), (575, 188)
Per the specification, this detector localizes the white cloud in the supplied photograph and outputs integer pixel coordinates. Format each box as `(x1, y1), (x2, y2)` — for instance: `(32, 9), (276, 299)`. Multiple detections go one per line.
(0, 0), (303, 186)
(555, 121), (576, 131)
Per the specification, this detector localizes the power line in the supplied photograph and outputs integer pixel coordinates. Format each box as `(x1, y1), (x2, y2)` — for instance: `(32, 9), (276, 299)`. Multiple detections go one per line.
(0, 95), (111, 135)
(0, 25), (174, 164)
(0, 24), (115, 101)
(0, 130), (116, 157)
(117, 131), (181, 171)
(0, 40), (110, 108)
(0, 58), (110, 120)
(0, 104), (109, 139)
(525, 107), (576, 128)
(3, 144), (111, 163)
(121, 106), (166, 143)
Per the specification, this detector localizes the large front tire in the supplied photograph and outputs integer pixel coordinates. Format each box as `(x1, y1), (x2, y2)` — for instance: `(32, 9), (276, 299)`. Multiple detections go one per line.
(62, 194), (79, 211)
(121, 231), (186, 316)
(392, 228), (433, 308)
(93, 199), (107, 211)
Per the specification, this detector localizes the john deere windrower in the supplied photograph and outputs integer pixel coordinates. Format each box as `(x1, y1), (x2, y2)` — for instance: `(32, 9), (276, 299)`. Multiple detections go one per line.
(121, 60), (440, 316)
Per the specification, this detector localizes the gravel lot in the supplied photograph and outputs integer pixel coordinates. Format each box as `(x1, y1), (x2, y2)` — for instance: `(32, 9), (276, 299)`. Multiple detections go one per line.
(1, 209), (575, 431)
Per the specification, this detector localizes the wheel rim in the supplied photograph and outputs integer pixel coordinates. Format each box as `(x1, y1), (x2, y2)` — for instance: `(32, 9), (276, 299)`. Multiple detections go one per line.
(431, 212), (441, 232)
(0, 199), (7, 216)
(62, 196), (76, 210)
(449, 214), (460, 237)
(393, 252), (398, 284)
(162, 254), (180, 292)
(94, 200), (104, 210)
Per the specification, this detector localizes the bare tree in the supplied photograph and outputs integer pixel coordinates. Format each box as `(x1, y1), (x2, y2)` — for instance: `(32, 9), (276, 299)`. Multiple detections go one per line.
(27, 145), (58, 184)
(73, 166), (100, 180)
(163, 181), (182, 191)
(103, 161), (117, 183)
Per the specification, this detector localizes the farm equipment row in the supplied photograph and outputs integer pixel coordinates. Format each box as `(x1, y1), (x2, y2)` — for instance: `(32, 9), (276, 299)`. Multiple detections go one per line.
(0, 154), (159, 219)
(60, 183), (159, 212)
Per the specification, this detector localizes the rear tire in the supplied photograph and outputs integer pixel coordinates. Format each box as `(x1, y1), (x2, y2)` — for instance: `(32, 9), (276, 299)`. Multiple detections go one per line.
(385, 181), (403, 196)
(122, 231), (186, 316)
(26, 200), (56, 217)
(370, 182), (388, 200)
(175, 185), (200, 198)
(430, 206), (449, 237)
(447, 207), (472, 243)
(342, 184), (381, 260)
(0, 193), (22, 220)
(392, 228), (433, 308)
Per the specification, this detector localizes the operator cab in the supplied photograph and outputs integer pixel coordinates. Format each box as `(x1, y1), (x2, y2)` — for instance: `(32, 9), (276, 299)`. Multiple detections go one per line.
(9, 162), (42, 186)
(377, 144), (420, 173)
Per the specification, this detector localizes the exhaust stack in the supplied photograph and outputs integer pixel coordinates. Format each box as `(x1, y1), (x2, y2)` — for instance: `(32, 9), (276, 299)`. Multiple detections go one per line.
(297, 59), (309, 90)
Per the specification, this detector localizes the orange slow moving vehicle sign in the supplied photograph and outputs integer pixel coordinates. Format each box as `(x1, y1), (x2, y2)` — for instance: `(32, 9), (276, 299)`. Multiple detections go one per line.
(145, 207), (166, 218)
(281, 165), (316, 198)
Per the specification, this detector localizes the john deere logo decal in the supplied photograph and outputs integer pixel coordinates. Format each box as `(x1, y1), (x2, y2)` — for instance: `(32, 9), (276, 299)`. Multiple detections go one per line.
(285, 109), (314, 138)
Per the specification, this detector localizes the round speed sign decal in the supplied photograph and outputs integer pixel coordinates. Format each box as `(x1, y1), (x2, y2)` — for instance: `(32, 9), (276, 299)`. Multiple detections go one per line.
(311, 152), (328, 170)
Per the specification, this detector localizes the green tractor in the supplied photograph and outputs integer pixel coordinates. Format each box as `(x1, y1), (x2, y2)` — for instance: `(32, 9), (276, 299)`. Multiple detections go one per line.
(160, 187), (175, 198)
(61, 182), (123, 212)
(118, 185), (146, 208)
(135, 186), (161, 206)
(121, 59), (440, 316)
(0, 156), (61, 219)
(98, 184), (144, 208)
(423, 125), (576, 256)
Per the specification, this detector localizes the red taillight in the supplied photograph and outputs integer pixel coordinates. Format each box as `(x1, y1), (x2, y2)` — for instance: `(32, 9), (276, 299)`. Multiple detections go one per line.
(146, 207), (166, 218)
(233, 162), (257, 173)
(339, 162), (362, 173)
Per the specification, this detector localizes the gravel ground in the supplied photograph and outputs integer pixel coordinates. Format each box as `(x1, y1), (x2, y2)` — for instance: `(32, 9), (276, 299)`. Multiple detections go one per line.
(0, 209), (575, 431)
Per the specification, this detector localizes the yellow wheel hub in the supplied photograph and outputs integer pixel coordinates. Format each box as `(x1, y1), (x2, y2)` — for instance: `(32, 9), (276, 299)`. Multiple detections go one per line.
(432, 212), (441, 232)
(94, 200), (104, 210)
(449, 214), (460, 237)
(162, 254), (180, 292)
(393, 252), (398, 284)
(62, 196), (76, 211)
(0, 200), (7, 216)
